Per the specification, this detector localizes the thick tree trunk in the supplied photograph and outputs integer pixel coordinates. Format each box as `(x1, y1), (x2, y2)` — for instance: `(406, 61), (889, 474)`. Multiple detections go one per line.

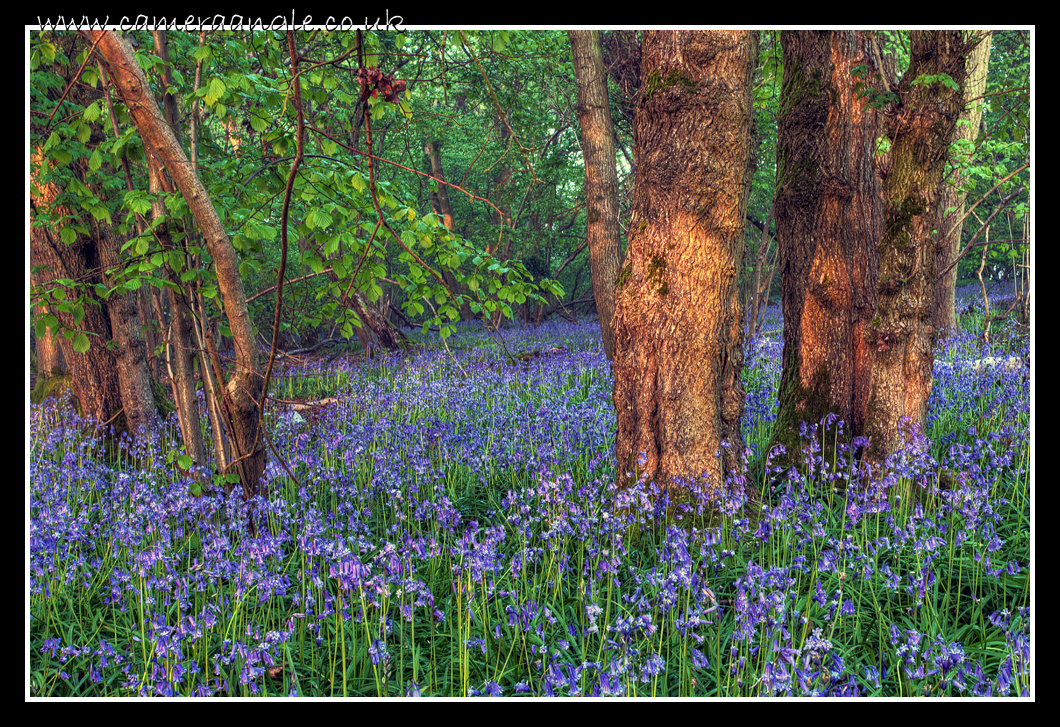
(570, 29), (623, 361)
(31, 33), (156, 434)
(87, 29), (266, 499)
(867, 31), (968, 461)
(98, 221), (158, 434)
(30, 209), (122, 425)
(771, 31), (883, 457)
(612, 30), (756, 498)
(932, 31), (992, 334)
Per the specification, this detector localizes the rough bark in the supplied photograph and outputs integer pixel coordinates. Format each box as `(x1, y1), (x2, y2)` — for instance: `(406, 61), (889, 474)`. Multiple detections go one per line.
(32, 295), (65, 378)
(932, 31), (992, 334)
(30, 32), (155, 432)
(570, 29), (623, 361)
(612, 30), (756, 498)
(142, 31), (207, 477)
(87, 29), (266, 499)
(97, 220), (158, 433)
(348, 288), (405, 351)
(867, 30), (968, 461)
(771, 30), (883, 457)
(30, 200), (122, 425)
(142, 149), (208, 480)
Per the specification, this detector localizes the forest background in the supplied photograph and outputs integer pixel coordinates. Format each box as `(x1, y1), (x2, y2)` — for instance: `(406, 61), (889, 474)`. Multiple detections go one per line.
(28, 26), (1030, 453)
(27, 26), (1031, 697)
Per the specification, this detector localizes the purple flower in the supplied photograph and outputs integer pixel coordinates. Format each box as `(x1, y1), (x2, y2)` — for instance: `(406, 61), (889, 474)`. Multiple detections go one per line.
(368, 639), (387, 665)
(640, 652), (665, 682)
(804, 628), (832, 664)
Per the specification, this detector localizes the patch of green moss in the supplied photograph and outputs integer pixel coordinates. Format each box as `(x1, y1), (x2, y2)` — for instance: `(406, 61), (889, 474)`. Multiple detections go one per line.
(152, 377), (177, 416)
(30, 372), (78, 409)
(776, 56), (830, 198)
(644, 68), (699, 100)
(884, 195), (926, 252)
(647, 255), (668, 296)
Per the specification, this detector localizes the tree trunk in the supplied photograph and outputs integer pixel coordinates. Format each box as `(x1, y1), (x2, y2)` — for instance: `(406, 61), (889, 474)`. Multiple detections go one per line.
(932, 31), (992, 334)
(32, 298), (65, 379)
(349, 288), (406, 351)
(142, 148), (209, 482)
(30, 32), (152, 432)
(570, 30), (623, 361)
(771, 31), (883, 458)
(30, 203), (122, 425)
(424, 139), (473, 321)
(612, 30), (757, 498)
(87, 29), (266, 500)
(97, 220), (158, 434)
(866, 31), (968, 461)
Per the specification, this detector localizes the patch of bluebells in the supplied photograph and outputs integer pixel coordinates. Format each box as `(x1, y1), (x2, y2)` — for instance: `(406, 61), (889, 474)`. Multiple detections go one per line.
(29, 318), (1029, 696)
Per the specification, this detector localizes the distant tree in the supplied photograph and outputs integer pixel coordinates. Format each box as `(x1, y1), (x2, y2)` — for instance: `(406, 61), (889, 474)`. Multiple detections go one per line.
(145, 30), (208, 482)
(933, 31), (992, 333)
(424, 139), (473, 321)
(569, 29), (622, 360)
(612, 30), (757, 497)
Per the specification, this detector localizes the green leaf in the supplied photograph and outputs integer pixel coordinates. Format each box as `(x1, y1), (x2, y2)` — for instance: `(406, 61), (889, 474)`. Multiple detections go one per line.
(83, 100), (101, 122)
(89, 204), (112, 223)
(72, 332), (90, 354)
(206, 77), (227, 105)
(124, 191), (154, 215)
(306, 207), (331, 230)
(490, 30), (510, 53)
